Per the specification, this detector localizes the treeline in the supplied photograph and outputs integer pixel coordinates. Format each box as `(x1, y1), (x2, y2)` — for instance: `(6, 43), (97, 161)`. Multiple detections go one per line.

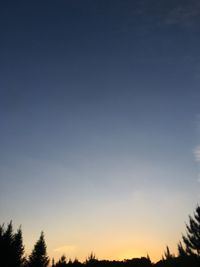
(1, 205), (200, 267)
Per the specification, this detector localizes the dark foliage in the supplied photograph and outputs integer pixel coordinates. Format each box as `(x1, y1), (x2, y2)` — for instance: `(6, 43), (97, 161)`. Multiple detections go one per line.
(182, 205), (200, 256)
(54, 257), (152, 267)
(0, 221), (24, 267)
(27, 231), (49, 267)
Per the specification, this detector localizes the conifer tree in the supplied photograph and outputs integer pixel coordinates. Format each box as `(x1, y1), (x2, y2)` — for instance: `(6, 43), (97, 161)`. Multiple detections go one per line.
(1, 221), (14, 267)
(27, 231), (49, 267)
(13, 227), (25, 267)
(177, 241), (187, 257)
(163, 246), (174, 260)
(0, 221), (24, 267)
(182, 205), (200, 256)
(0, 224), (4, 254)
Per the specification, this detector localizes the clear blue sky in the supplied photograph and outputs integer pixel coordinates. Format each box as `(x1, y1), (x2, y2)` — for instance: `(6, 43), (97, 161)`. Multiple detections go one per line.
(0, 0), (200, 262)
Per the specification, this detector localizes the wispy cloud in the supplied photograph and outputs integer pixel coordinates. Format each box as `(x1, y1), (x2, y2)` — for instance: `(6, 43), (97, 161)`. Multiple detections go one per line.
(197, 174), (200, 183)
(193, 114), (200, 183)
(54, 245), (76, 253)
(194, 146), (200, 162)
(164, 2), (200, 26)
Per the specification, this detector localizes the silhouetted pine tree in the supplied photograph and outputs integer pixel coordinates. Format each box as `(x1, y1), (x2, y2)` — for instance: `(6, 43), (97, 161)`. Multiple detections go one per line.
(177, 241), (187, 258)
(0, 222), (25, 267)
(0, 224), (6, 266)
(182, 205), (200, 256)
(85, 252), (98, 265)
(0, 224), (4, 255)
(163, 246), (174, 260)
(27, 231), (49, 267)
(1, 221), (14, 267)
(56, 255), (67, 267)
(13, 226), (25, 267)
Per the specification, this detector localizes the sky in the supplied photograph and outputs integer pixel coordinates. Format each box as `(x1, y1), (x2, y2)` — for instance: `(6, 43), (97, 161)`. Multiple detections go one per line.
(1, 0), (200, 263)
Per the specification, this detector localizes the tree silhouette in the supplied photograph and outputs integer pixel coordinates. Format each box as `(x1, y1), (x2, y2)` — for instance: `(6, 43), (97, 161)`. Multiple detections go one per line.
(0, 222), (24, 267)
(56, 255), (67, 267)
(0, 222), (13, 267)
(182, 205), (200, 256)
(3, 221), (14, 264)
(13, 226), (25, 267)
(177, 241), (187, 258)
(163, 246), (174, 260)
(27, 231), (49, 267)
(85, 252), (98, 264)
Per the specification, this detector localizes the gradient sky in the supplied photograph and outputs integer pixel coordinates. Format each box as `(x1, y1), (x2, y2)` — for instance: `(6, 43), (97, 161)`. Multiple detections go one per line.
(1, 0), (200, 263)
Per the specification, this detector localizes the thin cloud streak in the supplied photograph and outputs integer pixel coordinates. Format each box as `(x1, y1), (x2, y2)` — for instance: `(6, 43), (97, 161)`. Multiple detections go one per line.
(164, 1), (200, 26)
(54, 245), (77, 253)
(194, 146), (200, 162)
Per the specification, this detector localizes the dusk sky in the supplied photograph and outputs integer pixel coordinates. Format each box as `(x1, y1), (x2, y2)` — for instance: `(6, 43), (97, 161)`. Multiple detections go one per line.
(1, 0), (200, 263)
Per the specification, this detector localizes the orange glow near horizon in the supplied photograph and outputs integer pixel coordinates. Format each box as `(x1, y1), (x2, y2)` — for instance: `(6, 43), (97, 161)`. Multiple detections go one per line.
(22, 197), (188, 265)
(47, 245), (163, 263)
(24, 233), (177, 264)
